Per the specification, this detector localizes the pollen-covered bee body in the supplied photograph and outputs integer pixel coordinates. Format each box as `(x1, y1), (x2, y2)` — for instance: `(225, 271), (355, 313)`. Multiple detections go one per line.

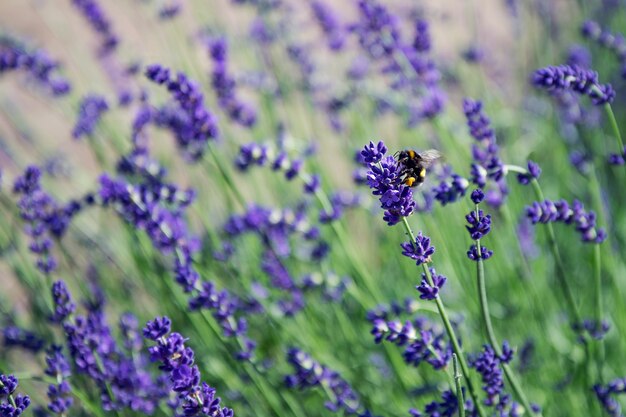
(396, 149), (442, 187)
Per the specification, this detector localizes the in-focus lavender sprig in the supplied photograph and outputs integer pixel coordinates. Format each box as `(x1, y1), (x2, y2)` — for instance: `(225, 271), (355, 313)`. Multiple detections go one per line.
(361, 141), (416, 225)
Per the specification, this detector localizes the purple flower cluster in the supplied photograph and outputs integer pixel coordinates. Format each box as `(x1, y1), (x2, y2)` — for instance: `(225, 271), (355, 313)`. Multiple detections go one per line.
(12, 166), (85, 274)
(400, 232), (435, 266)
(158, 2), (181, 20)
(608, 146), (626, 166)
(209, 38), (257, 127)
(0, 374), (30, 417)
(409, 390), (463, 417)
(2, 326), (44, 352)
(145, 64), (220, 160)
(465, 189), (494, 261)
(416, 267), (447, 300)
(71, 0), (118, 56)
(349, 0), (400, 59)
(310, 1), (345, 51)
(285, 348), (364, 415)
(532, 64), (615, 105)
(51, 280), (168, 412)
(526, 199), (607, 243)
(234, 142), (308, 190)
(72, 94), (109, 139)
(463, 98), (508, 207)
(97, 174), (253, 357)
(581, 20), (626, 79)
(516, 161), (541, 185)
(594, 377), (626, 417)
(430, 168), (469, 206)
(143, 317), (234, 417)
(469, 343), (516, 409)
(44, 345), (73, 414)
(370, 317), (452, 370)
(0, 41), (71, 96)
(362, 141), (416, 225)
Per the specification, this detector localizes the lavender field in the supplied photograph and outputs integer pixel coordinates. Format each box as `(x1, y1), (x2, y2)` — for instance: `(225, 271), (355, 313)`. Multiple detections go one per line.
(1, 1), (625, 416)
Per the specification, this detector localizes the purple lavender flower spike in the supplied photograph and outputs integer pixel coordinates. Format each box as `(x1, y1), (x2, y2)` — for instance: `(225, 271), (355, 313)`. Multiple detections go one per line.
(311, 1), (345, 51)
(517, 161), (541, 185)
(525, 198), (606, 243)
(45, 346), (73, 414)
(71, 0), (119, 56)
(532, 64), (615, 105)
(401, 232), (435, 265)
(209, 38), (257, 127)
(143, 317), (234, 416)
(72, 94), (109, 139)
(2, 326), (44, 352)
(145, 64), (220, 160)
(0, 40), (71, 96)
(0, 374), (31, 417)
(285, 348), (366, 414)
(416, 267), (446, 300)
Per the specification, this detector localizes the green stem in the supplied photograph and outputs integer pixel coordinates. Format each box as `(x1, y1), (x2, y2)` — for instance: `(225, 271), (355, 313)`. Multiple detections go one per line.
(518, 176), (584, 329)
(474, 207), (539, 416)
(593, 243), (605, 382)
(603, 103), (624, 152)
(453, 354), (466, 417)
(400, 217), (486, 417)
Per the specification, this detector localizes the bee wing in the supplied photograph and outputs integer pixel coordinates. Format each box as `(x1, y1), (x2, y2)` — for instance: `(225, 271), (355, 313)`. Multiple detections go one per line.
(418, 149), (443, 168)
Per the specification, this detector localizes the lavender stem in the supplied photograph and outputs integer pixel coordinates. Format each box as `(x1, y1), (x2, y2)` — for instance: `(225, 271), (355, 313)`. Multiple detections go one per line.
(474, 205), (540, 416)
(400, 217), (486, 417)
(452, 354), (465, 417)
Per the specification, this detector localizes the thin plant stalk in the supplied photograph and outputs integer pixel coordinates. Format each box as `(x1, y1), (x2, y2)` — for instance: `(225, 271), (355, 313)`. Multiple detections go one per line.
(473, 203), (539, 416)
(453, 354), (466, 417)
(400, 217), (486, 417)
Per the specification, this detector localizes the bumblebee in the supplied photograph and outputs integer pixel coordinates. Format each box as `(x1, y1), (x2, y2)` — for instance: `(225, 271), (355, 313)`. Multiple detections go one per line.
(396, 149), (443, 187)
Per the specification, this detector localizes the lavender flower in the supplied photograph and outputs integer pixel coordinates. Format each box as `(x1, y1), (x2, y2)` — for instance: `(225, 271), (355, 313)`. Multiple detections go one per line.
(516, 161), (541, 185)
(416, 267), (446, 300)
(0, 374), (30, 417)
(400, 232), (435, 265)
(369, 317), (451, 369)
(581, 20), (626, 79)
(145, 64), (219, 160)
(469, 343), (515, 407)
(72, 94), (109, 139)
(409, 390), (461, 417)
(159, 2), (181, 20)
(209, 38), (257, 127)
(532, 64), (615, 105)
(144, 317), (234, 416)
(362, 141), (416, 225)
(71, 0), (119, 56)
(310, 1), (345, 51)
(463, 98), (507, 207)
(2, 326), (44, 352)
(349, 0), (400, 59)
(594, 377), (626, 417)
(44, 346), (73, 414)
(285, 348), (365, 414)
(526, 199), (606, 243)
(0, 41), (71, 95)
(608, 146), (626, 165)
